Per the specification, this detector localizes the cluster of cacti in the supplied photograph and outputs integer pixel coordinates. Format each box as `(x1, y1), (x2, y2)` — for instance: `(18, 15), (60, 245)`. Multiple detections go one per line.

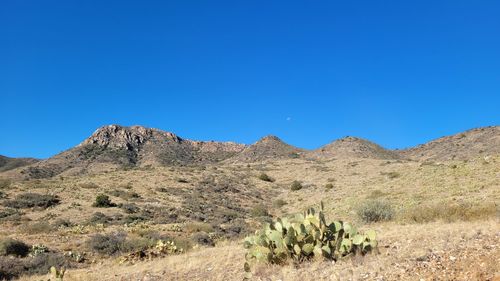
(49, 266), (65, 281)
(119, 240), (183, 264)
(155, 240), (183, 254)
(244, 202), (377, 268)
(29, 244), (48, 257)
(64, 251), (85, 263)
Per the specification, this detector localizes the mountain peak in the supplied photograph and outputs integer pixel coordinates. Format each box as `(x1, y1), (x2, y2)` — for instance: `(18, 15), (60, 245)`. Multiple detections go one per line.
(80, 124), (181, 150)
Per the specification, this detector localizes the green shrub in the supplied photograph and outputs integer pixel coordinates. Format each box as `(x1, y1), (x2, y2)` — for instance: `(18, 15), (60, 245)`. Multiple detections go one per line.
(3, 193), (60, 209)
(92, 194), (115, 208)
(86, 233), (126, 255)
(325, 183), (334, 190)
(0, 238), (30, 257)
(357, 200), (394, 223)
(250, 204), (270, 217)
(244, 203), (378, 270)
(258, 173), (274, 182)
(290, 181), (303, 191)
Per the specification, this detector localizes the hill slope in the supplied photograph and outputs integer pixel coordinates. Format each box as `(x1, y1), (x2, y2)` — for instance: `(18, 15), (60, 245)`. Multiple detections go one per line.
(400, 126), (500, 161)
(16, 125), (246, 179)
(228, 135), (304, 162)
(0, 155), (39, 172)
(309, 136), (401, 160)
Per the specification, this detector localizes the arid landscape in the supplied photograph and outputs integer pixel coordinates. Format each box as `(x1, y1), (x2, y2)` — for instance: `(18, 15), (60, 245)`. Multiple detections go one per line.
(0, 125), (498, 280)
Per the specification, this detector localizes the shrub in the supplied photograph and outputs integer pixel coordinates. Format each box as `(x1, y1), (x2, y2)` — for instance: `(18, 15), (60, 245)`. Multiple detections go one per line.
(325, 183), (334, 190)
(357, 200), (394, 223)
(92, 194), (115, 208)
(3, 193), (60, 209)
(185, 222), (214, 234)
(0, 179), (11, 189)
(273, 199), (287, 208)
(0, 238), (30, 257)
(52, 219), (73, 228)
(250, 204), (270, 217)
(290, 181), (303, 191)
(258, 173), (274, 182)
(86, 233), (126, 255)
(21, 222), (54, 234)
(176, 178), (189, 183)
(244, 203), (378, 270)
(88, 212), (113, 225)
(191, 232), (215, 247)
(121, 203), (139, 214)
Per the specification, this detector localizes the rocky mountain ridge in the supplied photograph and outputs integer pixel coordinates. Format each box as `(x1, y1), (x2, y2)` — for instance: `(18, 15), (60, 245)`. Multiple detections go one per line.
(1, 124), (498, 179)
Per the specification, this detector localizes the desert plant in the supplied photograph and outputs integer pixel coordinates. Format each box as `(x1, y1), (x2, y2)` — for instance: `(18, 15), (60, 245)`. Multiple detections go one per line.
(3, 193), (60, 209)
(273, 199), (287, 208)
(325, 183), (334, 190)
(357, 200), (394, 223)
(86, 233), (126, 255)
(250, 204), (270, 217)
(0, 238), (30, 257)
(243, 202), (377, 271)
(0, 179), (11, 189)
(92, 194), (115, 208)
(258, 173), (274, 182)
(290, 181), (303, 191)
(50, 266), (65, 281)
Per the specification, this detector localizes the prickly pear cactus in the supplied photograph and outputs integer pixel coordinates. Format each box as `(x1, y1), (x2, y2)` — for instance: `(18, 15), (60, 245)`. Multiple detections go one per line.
(243, 202), (378, 269)
(50, 266), (65, 281)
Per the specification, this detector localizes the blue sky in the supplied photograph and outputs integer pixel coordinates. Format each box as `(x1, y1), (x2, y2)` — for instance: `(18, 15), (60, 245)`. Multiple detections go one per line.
(1, 1), (499, 158)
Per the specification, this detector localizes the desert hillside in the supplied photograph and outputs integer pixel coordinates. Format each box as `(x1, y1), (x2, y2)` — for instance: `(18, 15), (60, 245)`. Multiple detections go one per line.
(0, 125), (498, 280)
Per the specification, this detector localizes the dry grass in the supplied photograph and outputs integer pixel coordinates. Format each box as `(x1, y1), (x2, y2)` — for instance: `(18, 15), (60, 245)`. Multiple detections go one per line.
(17, 220), (500, 281)
(1, 155), (499, 280)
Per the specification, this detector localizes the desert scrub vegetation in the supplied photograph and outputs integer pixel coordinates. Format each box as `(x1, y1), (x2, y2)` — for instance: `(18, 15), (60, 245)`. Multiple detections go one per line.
(325, 183), (334, 190)
(357, 200), (394, 223)
(0, 238), (30, 257)
(403, 201), (498, 223)
(290, 180), (303, 191)
(92, 194), (116, 208)
(2, 193), (60, 209)
(258, 173), (274, 182)
(243, 202), (378, 275)
(250, 204), (270, 218)
(0, 179), (11, 189)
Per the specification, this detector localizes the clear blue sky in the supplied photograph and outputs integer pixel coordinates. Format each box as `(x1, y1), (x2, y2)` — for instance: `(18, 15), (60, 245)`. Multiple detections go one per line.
(1, 1), (499, 158)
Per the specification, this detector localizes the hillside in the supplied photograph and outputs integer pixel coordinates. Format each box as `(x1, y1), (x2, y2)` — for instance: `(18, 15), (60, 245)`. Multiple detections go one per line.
(309, 136), (401, 160)
(400, 126), (500, 161)
(227, 135), (304, 162)
(14, 125), (246, 179)
(0, 155), (38, 173)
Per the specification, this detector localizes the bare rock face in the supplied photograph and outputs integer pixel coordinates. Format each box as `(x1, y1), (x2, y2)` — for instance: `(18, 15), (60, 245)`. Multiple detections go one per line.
(80, 125), (180, 151)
